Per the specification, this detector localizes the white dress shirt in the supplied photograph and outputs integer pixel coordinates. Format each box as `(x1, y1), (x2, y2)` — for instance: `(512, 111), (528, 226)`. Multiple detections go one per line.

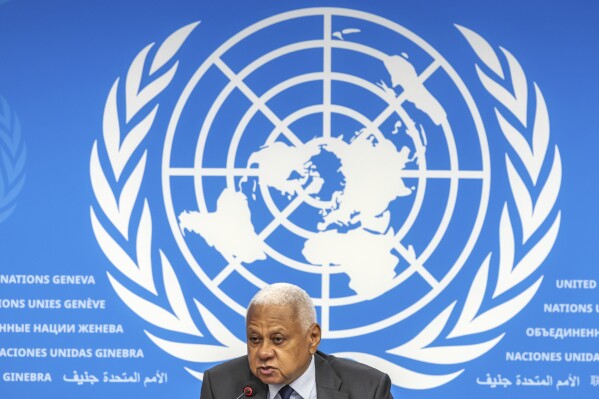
(268, 355), (317, 399)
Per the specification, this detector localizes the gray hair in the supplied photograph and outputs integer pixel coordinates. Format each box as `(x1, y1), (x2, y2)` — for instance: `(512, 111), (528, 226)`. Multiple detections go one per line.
(248, 283), (317, 332)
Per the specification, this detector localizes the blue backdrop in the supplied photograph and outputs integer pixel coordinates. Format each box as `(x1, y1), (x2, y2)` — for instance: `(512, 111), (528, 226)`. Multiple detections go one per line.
(0, 1), (598, 398)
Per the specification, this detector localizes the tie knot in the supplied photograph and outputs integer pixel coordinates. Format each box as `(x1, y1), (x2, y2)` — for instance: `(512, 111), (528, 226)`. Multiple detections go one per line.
(278, 385), (295, 399)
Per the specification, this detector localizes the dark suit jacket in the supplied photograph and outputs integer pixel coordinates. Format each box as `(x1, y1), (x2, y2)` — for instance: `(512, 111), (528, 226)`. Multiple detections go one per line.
(200, 350), (393, 399)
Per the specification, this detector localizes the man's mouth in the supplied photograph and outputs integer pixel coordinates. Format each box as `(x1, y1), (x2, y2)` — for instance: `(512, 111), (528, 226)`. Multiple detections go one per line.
(257, 366), (276, 375)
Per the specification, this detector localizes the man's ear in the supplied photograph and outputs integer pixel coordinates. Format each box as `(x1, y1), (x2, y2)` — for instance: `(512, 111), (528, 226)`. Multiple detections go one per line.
(308, 323), (321, 354)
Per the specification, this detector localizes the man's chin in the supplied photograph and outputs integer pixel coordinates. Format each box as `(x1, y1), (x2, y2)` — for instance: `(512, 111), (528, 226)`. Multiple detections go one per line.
(253, 369), (283, 385)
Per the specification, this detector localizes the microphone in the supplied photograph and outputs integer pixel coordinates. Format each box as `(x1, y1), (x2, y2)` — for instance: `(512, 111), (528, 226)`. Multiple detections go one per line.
(235, 381), (259, 399)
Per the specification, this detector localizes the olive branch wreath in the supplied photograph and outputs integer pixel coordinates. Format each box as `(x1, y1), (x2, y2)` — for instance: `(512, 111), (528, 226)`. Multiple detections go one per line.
(0, 95), (26, 224)
(89, 23), (561, 389)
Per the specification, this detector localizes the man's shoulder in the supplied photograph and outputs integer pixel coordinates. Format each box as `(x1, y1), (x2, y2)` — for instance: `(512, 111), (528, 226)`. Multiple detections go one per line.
(205, 355), (249, 377)
(202, 355), (265, 399)
(316, 351), (386, 380)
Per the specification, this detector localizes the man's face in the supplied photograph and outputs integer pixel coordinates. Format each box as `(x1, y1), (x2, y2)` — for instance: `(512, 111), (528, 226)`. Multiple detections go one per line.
(246, 303), (321, 385)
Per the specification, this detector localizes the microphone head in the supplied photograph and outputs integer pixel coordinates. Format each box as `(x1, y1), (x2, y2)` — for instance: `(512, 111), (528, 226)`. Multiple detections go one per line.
(243, 381), (259, 397)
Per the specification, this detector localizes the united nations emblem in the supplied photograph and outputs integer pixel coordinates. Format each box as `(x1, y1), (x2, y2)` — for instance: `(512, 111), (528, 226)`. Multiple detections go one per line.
(90, 8), (561, 390)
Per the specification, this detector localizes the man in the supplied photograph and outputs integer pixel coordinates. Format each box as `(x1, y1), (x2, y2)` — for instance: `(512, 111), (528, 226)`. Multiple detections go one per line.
(201, 283), (393, 399)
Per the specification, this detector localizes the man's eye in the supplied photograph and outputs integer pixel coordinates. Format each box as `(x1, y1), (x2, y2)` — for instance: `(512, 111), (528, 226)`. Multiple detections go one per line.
(272, 336), (285, 344)
(249, 336), (261, 344)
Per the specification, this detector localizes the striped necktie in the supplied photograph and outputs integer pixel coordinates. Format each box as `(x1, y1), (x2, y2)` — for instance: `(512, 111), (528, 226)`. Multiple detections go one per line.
(278, 385), (295, 399)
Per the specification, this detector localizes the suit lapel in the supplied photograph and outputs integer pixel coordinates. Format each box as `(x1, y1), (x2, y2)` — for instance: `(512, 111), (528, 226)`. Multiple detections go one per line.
(315, 353), (349, 399)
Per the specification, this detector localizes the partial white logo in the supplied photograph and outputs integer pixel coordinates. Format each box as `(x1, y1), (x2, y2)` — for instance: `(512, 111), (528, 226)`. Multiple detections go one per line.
(90, 8), (561, 389)
(0, 95), (26, 224)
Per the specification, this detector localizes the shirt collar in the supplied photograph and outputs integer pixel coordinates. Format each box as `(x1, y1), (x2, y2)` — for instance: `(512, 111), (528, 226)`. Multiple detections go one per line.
(268, 355), (316, 399)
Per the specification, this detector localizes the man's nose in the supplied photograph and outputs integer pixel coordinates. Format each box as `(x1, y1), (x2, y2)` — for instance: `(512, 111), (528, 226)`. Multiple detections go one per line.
(257, 342), (275, 360)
